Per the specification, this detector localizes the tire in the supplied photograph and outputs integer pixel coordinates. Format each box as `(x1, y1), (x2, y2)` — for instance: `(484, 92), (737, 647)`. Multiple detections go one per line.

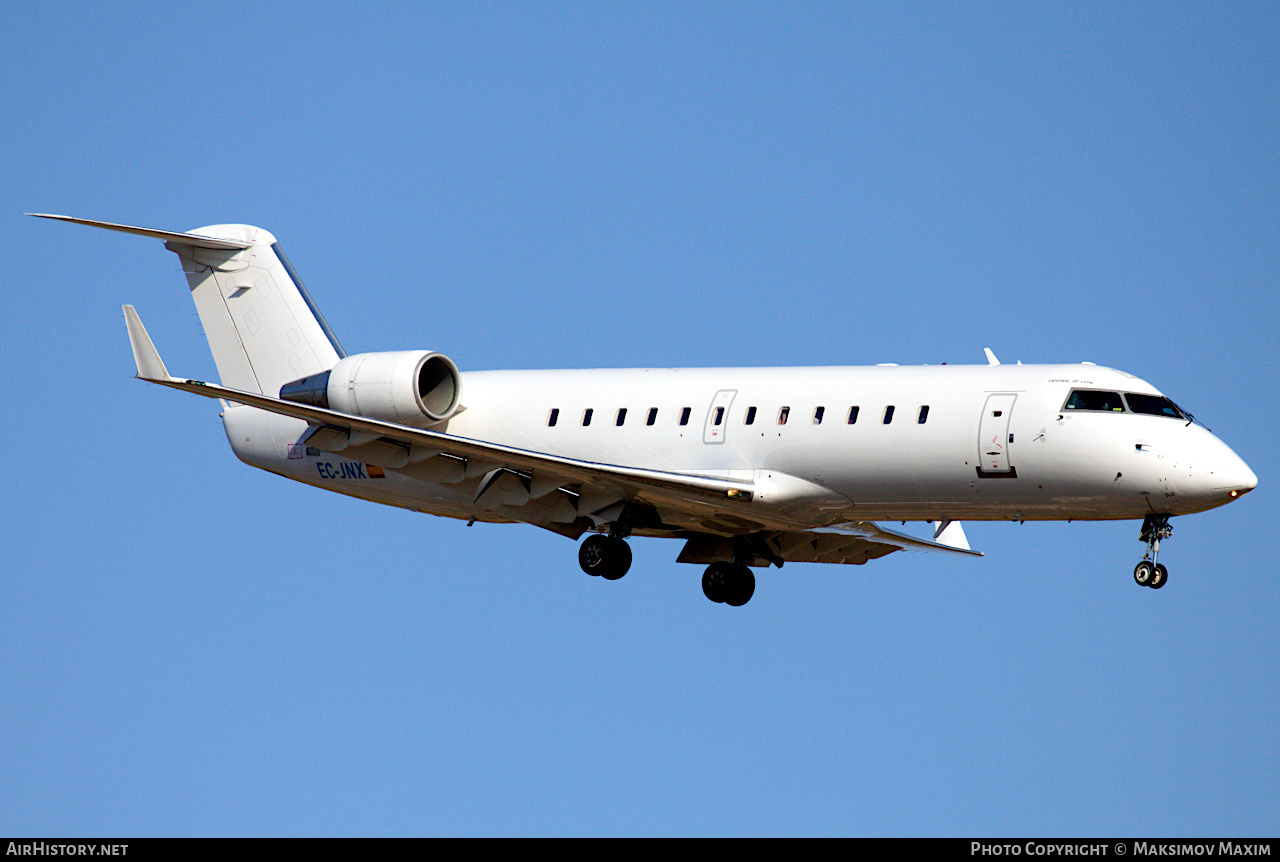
(579, 535), (610, 576)
(723, 564), (756, 607)
(600, 537), (632, 580)
(1150, 564), (1168, 589)
(702, 562), (731, 603)
(1134, 561), (1155, 586)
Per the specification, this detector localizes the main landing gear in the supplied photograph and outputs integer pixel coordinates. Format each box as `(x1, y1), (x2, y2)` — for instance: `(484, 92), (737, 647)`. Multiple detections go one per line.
(702, 561), (756, 607)
(578, 533), (632, 581)
(1133, 514), (1173, 590)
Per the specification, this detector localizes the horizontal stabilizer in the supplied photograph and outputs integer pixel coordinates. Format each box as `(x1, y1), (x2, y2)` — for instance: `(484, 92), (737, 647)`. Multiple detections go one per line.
(122, 306), (171, 381)
(26, 213), (251, 250)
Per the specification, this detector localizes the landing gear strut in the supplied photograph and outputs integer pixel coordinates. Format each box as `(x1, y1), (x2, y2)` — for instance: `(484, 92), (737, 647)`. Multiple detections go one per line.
(1134, 515), (1172, 590)
(579, 534), (632, 580)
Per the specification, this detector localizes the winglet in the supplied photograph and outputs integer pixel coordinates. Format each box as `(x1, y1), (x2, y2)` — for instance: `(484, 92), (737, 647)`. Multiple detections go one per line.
(983, 348), (1000, 366)
(123, 305), (172, 381)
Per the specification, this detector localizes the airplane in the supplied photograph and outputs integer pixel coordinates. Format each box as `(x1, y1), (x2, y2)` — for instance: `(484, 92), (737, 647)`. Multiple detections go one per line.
(31, 214), (1258, 606)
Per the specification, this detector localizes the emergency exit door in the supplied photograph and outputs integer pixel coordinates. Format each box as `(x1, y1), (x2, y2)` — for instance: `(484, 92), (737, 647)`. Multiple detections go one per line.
(703, 389), (737, 444)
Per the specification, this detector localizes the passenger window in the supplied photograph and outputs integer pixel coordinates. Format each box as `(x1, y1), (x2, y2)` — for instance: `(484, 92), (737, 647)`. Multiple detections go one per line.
(616, 408), (627, 426)
(713, 407), (724, 426)
(1124, 393), (1184, 419)
(813, 406), (825, 424)
(883, 405), (895, 424)
(647, 407), (658, 426)
(1064, 390), (1125, 412)
(778, 406), (790, 425)
(745, 406), (757, 425)
(679, 407), (691, 426)
(582, 408), (593, 426)
(548, 408), (559, 427)
(847, 406), (860, 425)
(918, 405), (929, 424)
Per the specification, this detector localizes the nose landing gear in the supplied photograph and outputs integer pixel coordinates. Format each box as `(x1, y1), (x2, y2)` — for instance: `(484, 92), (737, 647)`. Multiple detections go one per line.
(1134, 515), (1172, 589)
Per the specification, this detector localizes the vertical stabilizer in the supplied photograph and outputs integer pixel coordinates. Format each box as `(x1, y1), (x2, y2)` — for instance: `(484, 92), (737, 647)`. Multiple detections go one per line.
(167, 225), (344, 395)
(29, 214), (345, 396)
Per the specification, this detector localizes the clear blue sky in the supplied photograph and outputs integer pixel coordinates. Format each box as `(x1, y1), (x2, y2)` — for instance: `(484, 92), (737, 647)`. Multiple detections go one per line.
(2, 2), (1277, 836)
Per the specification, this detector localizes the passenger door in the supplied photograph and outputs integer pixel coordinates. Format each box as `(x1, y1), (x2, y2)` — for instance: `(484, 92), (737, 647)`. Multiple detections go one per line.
(977, 393), (1017, 474)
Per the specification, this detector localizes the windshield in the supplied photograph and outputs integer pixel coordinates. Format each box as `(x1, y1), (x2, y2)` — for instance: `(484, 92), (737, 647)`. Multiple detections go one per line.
(1123, 393), (1185, 419)
(1062, 388), (1187, 420)
(1063, 389), (1126, 412)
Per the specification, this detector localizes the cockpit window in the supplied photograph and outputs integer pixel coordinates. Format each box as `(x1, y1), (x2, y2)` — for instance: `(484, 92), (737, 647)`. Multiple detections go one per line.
(1063, 389), (1125, 412)
(1124, 393), (1185, 419)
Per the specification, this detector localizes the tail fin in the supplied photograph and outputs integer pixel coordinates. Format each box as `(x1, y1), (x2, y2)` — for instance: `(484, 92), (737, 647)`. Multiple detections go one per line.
(30, 214), (344, 395)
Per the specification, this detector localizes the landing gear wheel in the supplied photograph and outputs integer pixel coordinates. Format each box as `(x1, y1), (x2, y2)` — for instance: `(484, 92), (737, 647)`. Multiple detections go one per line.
(702, 562), (731, 603)
(1150, 564), (1168, 590)
(600, 538), (631, 580)
(579, 535), (632, 580)
(579, 535), (608, 576)
(723, 564), (756, 607)
(702, 562), (755, 606)
(1134, 561), (1155, 587)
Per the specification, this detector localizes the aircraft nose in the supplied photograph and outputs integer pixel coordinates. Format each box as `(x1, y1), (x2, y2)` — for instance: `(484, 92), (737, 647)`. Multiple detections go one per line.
(1177, 434), (1256, 507)
(1220, 458), (1258, 499)
(1204, 449), (1257, 500)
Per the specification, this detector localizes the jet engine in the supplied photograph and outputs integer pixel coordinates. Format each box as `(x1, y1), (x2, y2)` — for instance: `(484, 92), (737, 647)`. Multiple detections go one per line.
(279, 350), (461, 427)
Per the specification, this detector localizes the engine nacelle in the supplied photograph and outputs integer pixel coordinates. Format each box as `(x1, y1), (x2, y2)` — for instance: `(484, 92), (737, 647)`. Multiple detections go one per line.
(279, 350), (462, 427)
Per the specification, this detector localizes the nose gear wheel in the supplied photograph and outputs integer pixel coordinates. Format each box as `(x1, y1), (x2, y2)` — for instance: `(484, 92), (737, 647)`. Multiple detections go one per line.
(1134, 515), (1173, 589)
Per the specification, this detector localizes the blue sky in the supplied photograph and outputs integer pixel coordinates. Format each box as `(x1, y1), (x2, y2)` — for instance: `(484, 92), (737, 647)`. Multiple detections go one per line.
(2, 2), (1277, 836)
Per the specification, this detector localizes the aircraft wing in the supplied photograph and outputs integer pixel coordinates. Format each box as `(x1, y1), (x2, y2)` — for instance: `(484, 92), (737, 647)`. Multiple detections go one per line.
(123, 306), (757, 530)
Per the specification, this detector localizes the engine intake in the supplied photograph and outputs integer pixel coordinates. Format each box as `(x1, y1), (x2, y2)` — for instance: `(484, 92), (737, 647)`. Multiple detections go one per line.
(280, 350), (461, 427)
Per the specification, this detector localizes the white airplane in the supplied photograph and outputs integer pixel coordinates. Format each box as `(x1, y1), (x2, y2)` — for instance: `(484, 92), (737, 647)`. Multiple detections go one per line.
(33, 214), (1258, 605)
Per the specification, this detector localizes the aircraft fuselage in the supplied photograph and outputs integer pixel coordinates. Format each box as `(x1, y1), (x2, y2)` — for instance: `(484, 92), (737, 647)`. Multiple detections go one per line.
(226, 361), (1255, 533)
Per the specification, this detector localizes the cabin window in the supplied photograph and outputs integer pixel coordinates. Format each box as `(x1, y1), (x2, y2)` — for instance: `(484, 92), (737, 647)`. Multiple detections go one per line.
(778, 406), (790, 425)
(745, 406), (757, 425)
(547, 408), (559, 427)
(1123, 393), (1184, 419)
(582, 408), (593, 426)
(713, 407), (725, 426)
(679, 407), (691, 426)
(847, 406), (860, 425)
(883, 405), (895, 424)
(813, 406), (825, 424)
(1064, 389), (1125, 413)
(917, 405), (929, 424)
(647, 407), (658, 426)
(616, 408), (627, 426)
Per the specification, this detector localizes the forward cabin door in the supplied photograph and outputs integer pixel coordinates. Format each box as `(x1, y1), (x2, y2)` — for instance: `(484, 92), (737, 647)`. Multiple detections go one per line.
(978, 393), (1017, 474)
(703, 389), (737, 444)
